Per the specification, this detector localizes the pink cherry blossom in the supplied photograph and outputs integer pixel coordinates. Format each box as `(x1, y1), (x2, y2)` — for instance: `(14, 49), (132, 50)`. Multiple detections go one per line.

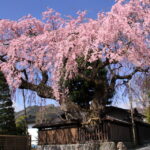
(0, 0), (149, 100)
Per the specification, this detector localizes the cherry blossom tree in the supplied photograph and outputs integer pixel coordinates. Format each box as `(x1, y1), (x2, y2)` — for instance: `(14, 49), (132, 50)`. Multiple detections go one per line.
(0, 0), (149, 121)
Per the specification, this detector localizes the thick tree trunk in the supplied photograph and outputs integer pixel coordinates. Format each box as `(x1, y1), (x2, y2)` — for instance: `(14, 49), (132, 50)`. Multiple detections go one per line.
(90, 85), (106, 113)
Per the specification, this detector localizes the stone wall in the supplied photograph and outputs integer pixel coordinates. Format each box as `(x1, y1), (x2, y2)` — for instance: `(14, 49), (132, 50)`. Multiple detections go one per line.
(37, 142), (118, 150)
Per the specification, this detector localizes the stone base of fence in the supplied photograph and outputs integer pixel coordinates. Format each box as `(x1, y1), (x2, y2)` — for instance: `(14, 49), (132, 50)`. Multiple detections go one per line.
(37, 142), (127, 150)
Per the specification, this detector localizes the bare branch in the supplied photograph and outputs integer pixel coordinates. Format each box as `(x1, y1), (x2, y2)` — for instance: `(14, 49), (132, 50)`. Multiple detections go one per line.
(19, 78), (55, 99)
(0, 54), (7, 62)
(18, 67), (52, 99)
(22, 69), (28, 81)
(41, 71), (48, 84)
(115, 67), (149, 80)
(110, 67), (150, 89)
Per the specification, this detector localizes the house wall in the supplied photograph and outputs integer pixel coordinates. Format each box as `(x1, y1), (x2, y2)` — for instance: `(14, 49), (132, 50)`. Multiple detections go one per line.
(28, 123), (38, 146)
(136, 122), (150, 145)
(108, 122), (132, 142)
(107, 110), (129, 121)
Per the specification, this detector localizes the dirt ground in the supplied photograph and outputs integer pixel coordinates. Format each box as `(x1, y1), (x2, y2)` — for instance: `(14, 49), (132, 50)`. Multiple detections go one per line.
(130, 144), (150, 150)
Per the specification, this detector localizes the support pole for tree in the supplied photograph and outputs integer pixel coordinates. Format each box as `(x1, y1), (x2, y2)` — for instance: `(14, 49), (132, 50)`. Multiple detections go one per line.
(128, 82), (137, 146)
(22, 89), (28, 135)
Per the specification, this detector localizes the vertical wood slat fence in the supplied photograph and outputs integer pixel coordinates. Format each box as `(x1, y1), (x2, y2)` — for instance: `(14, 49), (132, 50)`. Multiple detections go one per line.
(78, 122), (109, 143)
(38, 122), (109, 145)
(0, 135), (31, 150)
(37, 120), (150, 146)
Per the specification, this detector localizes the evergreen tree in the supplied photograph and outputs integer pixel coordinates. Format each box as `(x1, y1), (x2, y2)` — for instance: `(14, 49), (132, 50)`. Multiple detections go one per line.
(16, 115), (27, 135)
(145, 107), (150, 124)
(59, 57), (114, 109)
(0, 72), (16, 135)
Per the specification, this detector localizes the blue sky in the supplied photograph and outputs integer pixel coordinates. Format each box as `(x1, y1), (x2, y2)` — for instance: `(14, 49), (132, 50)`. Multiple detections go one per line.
(0, 0), (115, 20)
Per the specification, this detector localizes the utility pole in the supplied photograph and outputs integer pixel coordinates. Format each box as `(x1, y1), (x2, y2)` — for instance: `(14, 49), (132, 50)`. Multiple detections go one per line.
(128, 82), (137, 146)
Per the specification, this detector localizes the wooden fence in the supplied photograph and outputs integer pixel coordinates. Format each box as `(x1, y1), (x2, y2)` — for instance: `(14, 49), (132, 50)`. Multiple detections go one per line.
(0, 135), (31, 150)
(38, 127), (78, 145)
(78, 122), (109, 143)
(37, 119), (150, 146)
(136, 121), (150, 145)
(38, 121), (112, 145)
